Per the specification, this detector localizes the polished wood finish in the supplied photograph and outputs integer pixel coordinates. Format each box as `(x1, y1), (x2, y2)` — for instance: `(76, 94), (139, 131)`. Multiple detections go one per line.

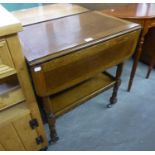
(108, 63), (123, 107)
(43, 97), (59, 143)
(19, 11), (140, 65)
(0, 6), (48, 150)
(31, 30), (140, 97)
(20, 10), (141, 141)
(101, 4), (155, 19)
(12, 4), (89, 26)
(142, 28), (155, 78)
(101, 3), (155, 90)
(50, 72), (116, 116)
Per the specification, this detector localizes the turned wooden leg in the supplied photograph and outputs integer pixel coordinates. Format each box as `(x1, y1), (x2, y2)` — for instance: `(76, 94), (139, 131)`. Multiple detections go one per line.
(48, 112), (59, 143)
(107, 63), (123, 108)
(146, 64), (153, 79)
(127, 37), (144, 92)
(146, 55), (155, 79)
(43, 97), (59, 144)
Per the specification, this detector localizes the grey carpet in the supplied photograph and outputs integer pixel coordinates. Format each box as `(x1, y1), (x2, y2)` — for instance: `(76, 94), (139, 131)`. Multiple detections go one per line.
(45, 59), (155, 151)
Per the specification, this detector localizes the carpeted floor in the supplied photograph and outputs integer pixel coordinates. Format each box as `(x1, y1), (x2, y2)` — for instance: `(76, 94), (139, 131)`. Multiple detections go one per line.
(45, 59), (155, 151)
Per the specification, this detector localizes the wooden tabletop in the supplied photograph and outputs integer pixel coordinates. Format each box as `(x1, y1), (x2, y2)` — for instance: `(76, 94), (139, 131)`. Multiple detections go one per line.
(101, 3), (155, 19)
(0, 5), (22, 37)
(12, 4), (89, 26)
(19, 11), (141, 66)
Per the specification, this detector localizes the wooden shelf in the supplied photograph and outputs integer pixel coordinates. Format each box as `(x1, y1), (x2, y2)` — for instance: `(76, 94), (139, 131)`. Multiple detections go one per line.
(0, 65), (16, 79)
(0, 76), (25, 111)
(50, 72), (116, 116)
(0, 102), (30, 126)
(0, 5), (48, 149)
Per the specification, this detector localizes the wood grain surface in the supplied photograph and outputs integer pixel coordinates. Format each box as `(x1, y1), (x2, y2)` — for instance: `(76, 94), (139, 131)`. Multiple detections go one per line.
(12, 4), (89, 26)
(19, 11), (140, 66)
(101, 3), (155, 19)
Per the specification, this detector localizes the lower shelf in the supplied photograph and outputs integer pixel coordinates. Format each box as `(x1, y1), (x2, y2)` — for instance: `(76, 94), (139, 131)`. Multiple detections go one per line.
(0, 65), (16, 79)
(0, 75), (25, 111)
(49, 72), (116, 116)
